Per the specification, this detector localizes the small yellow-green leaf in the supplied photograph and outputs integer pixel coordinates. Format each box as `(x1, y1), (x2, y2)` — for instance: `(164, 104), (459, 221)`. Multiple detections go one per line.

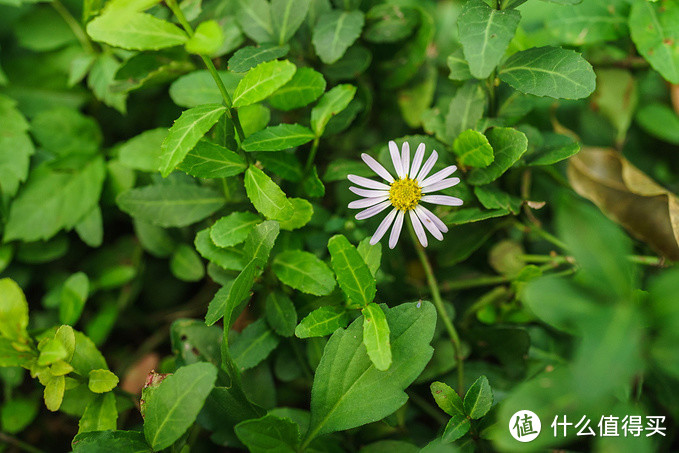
(185, 20), (224, 56)
(0, 278), (29, 341)
(88, 369), (119, 393)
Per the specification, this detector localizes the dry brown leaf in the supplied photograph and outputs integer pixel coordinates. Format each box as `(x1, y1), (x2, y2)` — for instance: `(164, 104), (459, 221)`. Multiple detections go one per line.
(568, 147), (679, 260)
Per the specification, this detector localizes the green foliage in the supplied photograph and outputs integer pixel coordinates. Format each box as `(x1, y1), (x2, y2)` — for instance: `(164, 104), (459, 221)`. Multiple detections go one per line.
(4, 0), (679, 451)
(143, 362), (217, 450)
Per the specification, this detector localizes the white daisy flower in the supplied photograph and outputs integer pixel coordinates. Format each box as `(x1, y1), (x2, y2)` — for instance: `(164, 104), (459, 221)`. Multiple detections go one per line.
(347, 141), (463, 249)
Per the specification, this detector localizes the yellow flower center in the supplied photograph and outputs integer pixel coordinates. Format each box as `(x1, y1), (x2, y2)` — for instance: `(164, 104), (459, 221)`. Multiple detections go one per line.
(389, 178), (421, 211)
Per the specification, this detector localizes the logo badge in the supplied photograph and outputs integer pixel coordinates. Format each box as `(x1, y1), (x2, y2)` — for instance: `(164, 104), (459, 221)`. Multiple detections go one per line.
(509, 410), (541, 442)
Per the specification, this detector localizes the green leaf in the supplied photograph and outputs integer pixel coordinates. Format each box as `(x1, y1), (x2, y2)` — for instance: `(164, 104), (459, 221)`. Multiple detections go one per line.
(235, 414), (300, 453)
(38, 338), (67, 366)
(327, 235), (375, 308)
(295, 306), (351, 339)
(228, 44), (290, 73)
(232, 60), (297, 108)
(244, 165), (294, 221)
(117, 184), (225, 227)
(232, 318), (280, 370)
(177, 139), (247, 178)
(44, 375), (66, 411)
(362, 303), (391, 371)
(357, 238), (381, 277)
(243, 220), (280, 265)
(185, 20), (223, 55)
(143, 362), (217, 451)
(169, 70), (240, 108)
(272, 0), (311, 44)
(447, 46), (472, 81)
(236, 0), (274, 44)
(446, 81), (486, 141)
(453, 129), (494, 168)
(547, 0), (629, 46)
(636, 102), (679, 144)
(310, 84), (357, 136)
(312, 10), (365, 64)
(442, 414), (471, 443)
(87, 12), (188, 51)
(458, 0), (520, 79)
(279, 198), (314, 231)
(430, 381), (464, 417)
(4, 158), (106, 242)
(60, 272), (90, 326)
(0, 95), (34, 197)
(0, 278), (29, 341)
(273, 250), (336, 296)
(72, 430), (151, 453)
(499, 46), (596, 99)
(302, 166), (325, 198)
(119, 128), (167, 172)
(205, 261), (259, 326)
(88, 369), (119, 393)
(78, 393), (118, 434)
(307, 302), (436, 438)
(195, 228), (245, 271)
(265, 292), (297, 337)
(526, 132), (580, 166)
(474, 185), (521, 214)
(170, 244), (205, 282)
(269, 67), (326, 111)
(1, 397), (39, 434)
(364, 4), (419, 43)
(159, 104), (227, 176)
(630, 0), (679, 83)
(463, 375), (493, 419)
(467, 127), (528, 185)
(242, 124), (315, 152)
(211, 212), (261, 248)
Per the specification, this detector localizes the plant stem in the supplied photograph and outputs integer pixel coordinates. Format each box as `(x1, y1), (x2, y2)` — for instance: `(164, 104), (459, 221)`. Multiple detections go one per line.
(166, 0), (247, 148)
(303, 137), (320, 175)
(0, 432), (46, 453)
(521, 253), (668, 267)
(513, 220), (568, 251)
(406, 220), (465, 395)
(51, 0), (95, 54)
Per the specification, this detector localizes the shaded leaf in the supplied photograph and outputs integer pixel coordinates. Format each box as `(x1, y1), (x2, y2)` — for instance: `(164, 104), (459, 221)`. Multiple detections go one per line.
(312, 10), (365, 64)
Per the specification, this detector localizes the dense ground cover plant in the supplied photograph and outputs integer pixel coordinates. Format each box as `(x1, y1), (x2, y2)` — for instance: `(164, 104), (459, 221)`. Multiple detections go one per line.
(1, 0), (679, 451)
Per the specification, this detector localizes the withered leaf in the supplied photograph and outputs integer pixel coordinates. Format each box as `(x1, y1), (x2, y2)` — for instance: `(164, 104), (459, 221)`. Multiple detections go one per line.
(568, 147), (679, 260)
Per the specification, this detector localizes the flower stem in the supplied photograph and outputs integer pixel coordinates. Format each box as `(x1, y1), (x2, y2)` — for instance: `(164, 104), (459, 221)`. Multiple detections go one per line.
(51, 0), (95, 54)
(407, 220), (465, 395)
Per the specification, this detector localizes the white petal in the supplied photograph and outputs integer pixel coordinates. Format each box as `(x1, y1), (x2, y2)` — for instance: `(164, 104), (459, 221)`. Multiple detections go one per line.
(349, 186), (389, 197)
(370, 208), (398, 245)
(421, 177), (461, 193)
(416, 150), (438, 182)
(415, 206), (443, 240)
(356, 200), (392, 220)
(401, 142), (410, 177)
(409, 210), (428, 247)
(418, 205), (448, 233)
(361, 154), (395, 183)
(389, 141), (405, 179)
(347, 174), (390, 190)
(421, 195), (464, 206)
(410, 143), (425, 178)
(389, 210), (405, 249)
(420, 165), (458, 188)
(348, 196), (388, 209)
